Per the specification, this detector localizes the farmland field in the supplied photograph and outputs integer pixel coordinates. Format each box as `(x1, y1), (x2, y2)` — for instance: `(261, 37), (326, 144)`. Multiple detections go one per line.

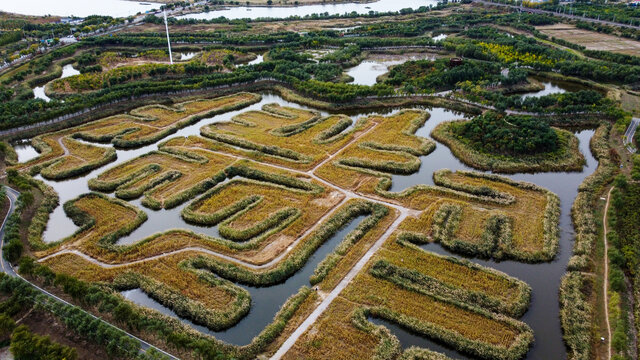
(536, 24), (640, 56)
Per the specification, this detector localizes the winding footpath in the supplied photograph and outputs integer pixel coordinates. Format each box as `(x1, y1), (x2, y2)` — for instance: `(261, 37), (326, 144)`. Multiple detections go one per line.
(19, 99), (570, 358)
(30, 110), (423, 359)
(603, 186), (614, 360)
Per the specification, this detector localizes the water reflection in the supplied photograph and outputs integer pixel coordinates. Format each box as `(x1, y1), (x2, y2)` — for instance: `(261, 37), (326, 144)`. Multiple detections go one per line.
(369, 317), (472, 360)
(33, 86), (51, 102)
(13, 143), (40, 163)
(32, 64), (79, 102)
(180, 52), (198, 61)
(61, 64), (80, 78)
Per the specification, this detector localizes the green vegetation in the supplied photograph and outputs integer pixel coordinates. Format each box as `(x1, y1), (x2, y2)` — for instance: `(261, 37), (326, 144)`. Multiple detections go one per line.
(454, 112), (558, 156)
(384, 58), (505, 93)
(431, 113), (586, 173)
(561, 124), (619, 360)
(10, 326), (78, 360)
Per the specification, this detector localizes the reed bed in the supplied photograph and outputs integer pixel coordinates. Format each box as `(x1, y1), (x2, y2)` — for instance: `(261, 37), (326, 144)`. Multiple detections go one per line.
(76, 92), (260, 148)
(333, 110), (435, 175)
(89, 149), (236, 209)
(10, 93), (259, 181)
(201, 103), (362, 170)
(377, 233), (531, 317)
(29, 256), (313, 360)
(184, 199), (388, 287)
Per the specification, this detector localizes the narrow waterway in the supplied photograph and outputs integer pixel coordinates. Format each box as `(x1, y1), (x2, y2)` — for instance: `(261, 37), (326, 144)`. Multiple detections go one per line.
(18, 78), (592, 358)
(122, 215), (366, 345)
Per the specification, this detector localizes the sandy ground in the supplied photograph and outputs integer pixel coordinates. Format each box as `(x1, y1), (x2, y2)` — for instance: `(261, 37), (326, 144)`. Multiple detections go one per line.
(537, 23), (640, 56)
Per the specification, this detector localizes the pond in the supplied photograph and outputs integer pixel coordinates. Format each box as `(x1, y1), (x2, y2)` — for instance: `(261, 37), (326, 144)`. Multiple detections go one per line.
(24, 85), (596, 358)
(0, 0), (161, 17)
(177, 0), (439, 20)
(347, 60), (404, 86)
(520, 76), (590, 99)
(32, 86), (51, 102)
(12, 143), (40, 163)
(32, 64), (80, 102)
(346, 55), (434, 86)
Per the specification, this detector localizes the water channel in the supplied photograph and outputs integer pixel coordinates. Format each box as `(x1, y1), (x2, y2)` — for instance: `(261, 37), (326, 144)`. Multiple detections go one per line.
(13, 78), (592, 358)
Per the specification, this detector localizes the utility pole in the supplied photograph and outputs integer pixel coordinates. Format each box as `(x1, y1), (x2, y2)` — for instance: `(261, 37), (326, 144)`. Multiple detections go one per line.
(163, 10), (173, 65)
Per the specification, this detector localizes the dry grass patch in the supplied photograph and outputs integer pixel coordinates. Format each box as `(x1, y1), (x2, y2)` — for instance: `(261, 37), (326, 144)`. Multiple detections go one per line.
(537, 23), (640, 56)
(184, 179), (341, 247)
(74, 92), (260, 148)
(42, 250), (250, 331)
(331, 109), (434, 175)
(283, 297), (381, 360)
(375, 230), (530, 316)
(435, 171), (556, 261)
(89, 148), (236, 209)
(201, 103), (367, 170)
(42, 162), (343, 266)
(11, 132), (116, 180)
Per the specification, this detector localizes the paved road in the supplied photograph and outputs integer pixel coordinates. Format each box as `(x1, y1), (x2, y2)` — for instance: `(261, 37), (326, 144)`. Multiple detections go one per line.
(0, 187), (19, 277)
(623, 117), (639, 154)
(0, 186), (178, 360)
(473, 0), (640, 30)
(603, 187), (614, 360)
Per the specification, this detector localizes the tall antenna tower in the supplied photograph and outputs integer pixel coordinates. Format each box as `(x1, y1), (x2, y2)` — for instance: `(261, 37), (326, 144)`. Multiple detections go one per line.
(163, 10), (173, 64)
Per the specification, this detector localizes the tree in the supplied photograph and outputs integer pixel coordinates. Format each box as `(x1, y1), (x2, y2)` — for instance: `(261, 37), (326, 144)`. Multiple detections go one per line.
(10, 325), (78, 360)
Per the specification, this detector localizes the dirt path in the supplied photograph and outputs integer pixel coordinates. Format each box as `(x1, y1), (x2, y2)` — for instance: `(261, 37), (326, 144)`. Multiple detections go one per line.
(603, 186), (614, 360)
(270, 210), (407, 360)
